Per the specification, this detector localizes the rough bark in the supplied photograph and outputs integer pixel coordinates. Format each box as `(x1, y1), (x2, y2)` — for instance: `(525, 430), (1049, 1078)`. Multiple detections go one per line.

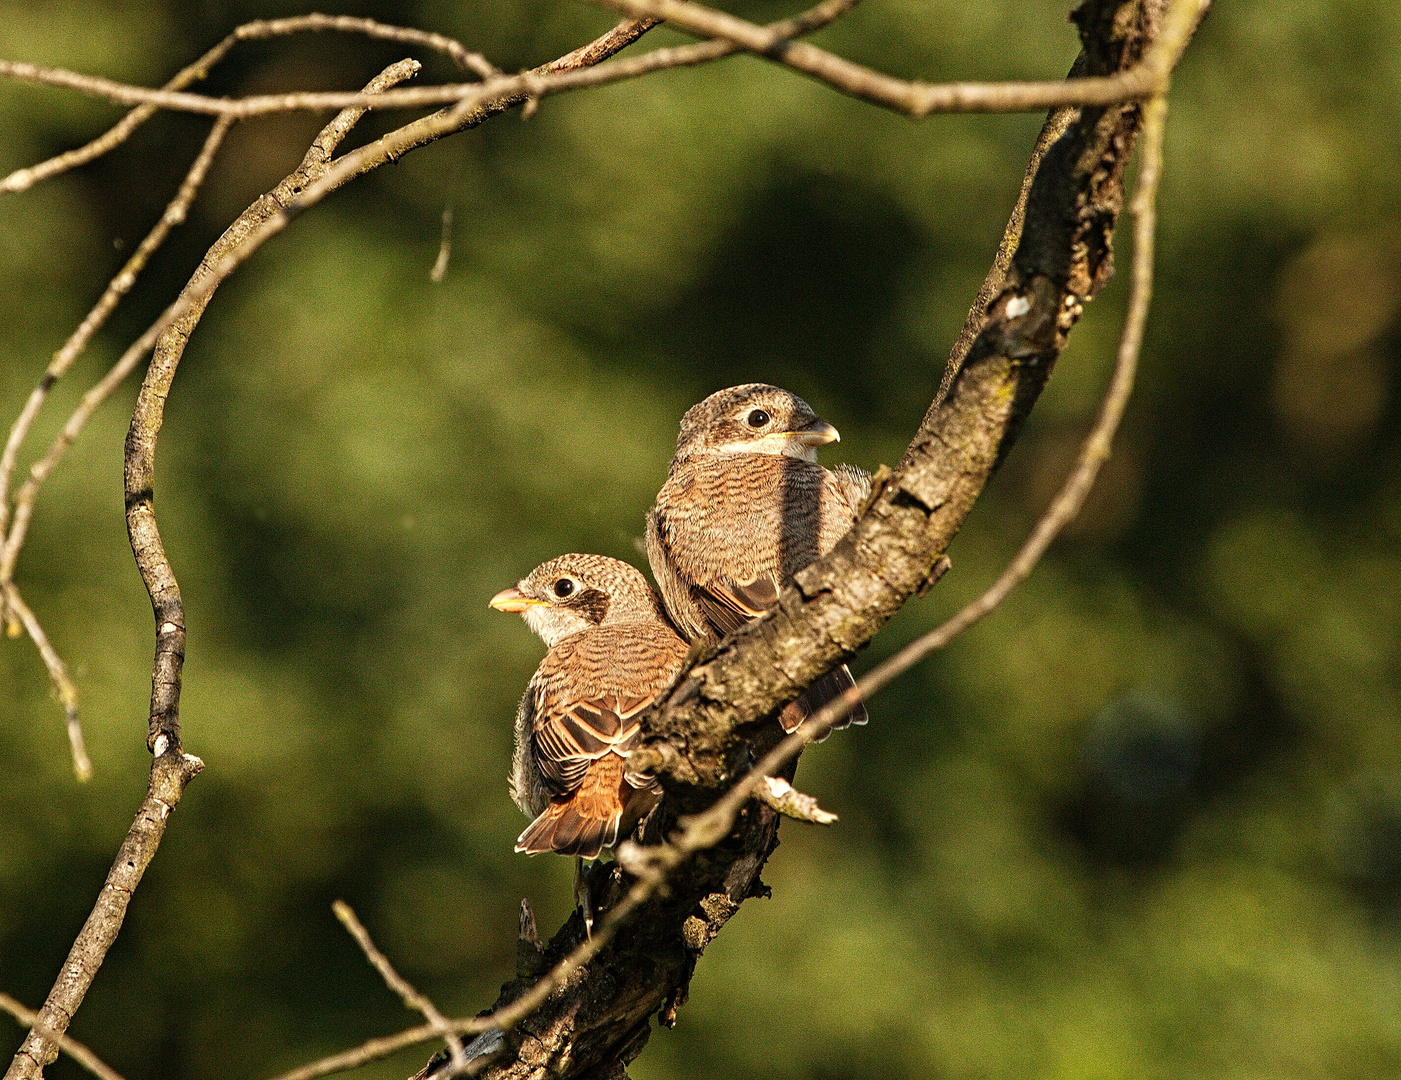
(445, 2), (1176, 1078)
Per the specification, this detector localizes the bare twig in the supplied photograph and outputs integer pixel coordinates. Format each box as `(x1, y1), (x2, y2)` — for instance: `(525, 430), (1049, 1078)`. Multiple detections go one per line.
(332, 902), (468, 1077)
(1, 58), (428, 1080)
(0, 14), (493, 193)
(0, 584), (89, 781)
(0, 116), (233, 566)
(266, 1023), (450, 1080)
(0, 0), (1208, 123)
(0, 994), (126, 1080)
(594, 0), (1207, 115)
(754, 776), (838, 824)
(0, 61), (491, 117)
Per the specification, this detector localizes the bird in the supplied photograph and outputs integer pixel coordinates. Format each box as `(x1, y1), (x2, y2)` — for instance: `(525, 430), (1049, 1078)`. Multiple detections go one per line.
(646, 383), (871, 736)
(489, 553), (688, 928)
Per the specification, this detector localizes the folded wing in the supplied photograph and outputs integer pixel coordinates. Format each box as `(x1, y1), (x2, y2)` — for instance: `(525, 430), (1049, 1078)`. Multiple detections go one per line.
(517, 692), (660, 859)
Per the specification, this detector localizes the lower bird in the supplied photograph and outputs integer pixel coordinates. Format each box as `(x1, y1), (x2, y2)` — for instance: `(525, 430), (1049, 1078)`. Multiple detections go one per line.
(489, 553), (688, 931)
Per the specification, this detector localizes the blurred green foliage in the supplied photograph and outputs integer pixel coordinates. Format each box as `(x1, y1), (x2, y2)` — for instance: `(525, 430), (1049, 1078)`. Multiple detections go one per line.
(2, 1), (1400, 1078)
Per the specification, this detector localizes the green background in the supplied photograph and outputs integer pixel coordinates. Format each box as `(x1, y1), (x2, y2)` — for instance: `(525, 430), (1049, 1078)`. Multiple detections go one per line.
(3, 2), (1400, 1078)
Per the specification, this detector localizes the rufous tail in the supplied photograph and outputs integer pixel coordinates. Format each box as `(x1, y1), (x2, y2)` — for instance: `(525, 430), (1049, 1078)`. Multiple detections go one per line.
(517, 754), (649, 860)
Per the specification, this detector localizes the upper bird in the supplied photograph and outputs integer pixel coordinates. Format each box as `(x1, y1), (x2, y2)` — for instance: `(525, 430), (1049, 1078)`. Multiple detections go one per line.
(646, 384), (871, 734)
(489, 553), (688, 861)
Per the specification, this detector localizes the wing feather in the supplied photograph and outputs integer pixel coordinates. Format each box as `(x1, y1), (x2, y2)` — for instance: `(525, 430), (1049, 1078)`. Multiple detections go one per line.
(693, 575), (780, 639)
(531, 688), (658, 798)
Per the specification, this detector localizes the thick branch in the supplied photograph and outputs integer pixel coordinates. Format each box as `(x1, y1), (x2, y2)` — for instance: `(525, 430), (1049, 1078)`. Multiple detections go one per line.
(401, 3), (1197, 1079)
(648, 0), (1177, 795)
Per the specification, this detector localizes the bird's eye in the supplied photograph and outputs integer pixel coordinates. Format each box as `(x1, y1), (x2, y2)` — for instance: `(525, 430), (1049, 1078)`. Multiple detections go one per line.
(552, 578), (576, 599)
(746, 409), (771, 428)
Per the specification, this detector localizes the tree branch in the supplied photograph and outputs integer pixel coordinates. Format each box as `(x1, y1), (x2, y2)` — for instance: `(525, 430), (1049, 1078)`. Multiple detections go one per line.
(387, 3), (1197, 1078)
(0, 995), (125, 1080)
(0, 58), (425, 1080)
(595, 0), (1207, 116)
(0, 0), (1208, 122)
(0, 14), (493, 194)
(332, 902), (469, 1077)
(0, 584), (88, 781)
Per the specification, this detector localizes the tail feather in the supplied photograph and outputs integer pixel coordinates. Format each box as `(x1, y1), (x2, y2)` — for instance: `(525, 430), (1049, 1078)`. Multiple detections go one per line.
(516, 753), (661, 859)
(779, 664), (868, 741)
(516, 800), (620, 860)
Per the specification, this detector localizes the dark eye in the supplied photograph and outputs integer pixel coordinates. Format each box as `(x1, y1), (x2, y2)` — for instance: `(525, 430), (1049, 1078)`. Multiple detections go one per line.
(746, 409), (771, 428)
(552, 578), (575, 599)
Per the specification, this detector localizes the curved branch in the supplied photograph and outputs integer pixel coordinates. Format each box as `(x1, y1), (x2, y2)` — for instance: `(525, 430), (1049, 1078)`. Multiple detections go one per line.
(0, 58), (424, 1080)
(388, 3), (1198, 1079)
(598, 0), (1207, 116)
(0, 0), (1210, 122)
(3, 16), (662, 1078)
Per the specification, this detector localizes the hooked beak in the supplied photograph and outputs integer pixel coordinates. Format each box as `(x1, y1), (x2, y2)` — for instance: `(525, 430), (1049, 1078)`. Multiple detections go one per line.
(489, 586), (542, 613)
(788, 419), (840, 446)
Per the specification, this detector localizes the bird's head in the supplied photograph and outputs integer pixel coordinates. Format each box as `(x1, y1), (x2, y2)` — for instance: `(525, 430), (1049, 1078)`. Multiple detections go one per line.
(671, 383), (839, 464)
(488, 554), (661, 646)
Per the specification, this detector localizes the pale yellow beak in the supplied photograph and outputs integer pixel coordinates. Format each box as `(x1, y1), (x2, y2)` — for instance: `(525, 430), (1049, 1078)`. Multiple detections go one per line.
(489, 586), (542, 613)
(789, 419), (840, 446)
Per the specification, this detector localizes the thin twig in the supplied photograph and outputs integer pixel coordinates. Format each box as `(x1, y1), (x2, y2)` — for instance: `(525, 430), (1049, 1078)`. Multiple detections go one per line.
(510, 0), (861, 94)
(266, 1023), (447, 1080)
(0, 115), (233, 552)
(0, 0), (1208, 122)
(331, 902), (468, 1077)
(1, 584), (90, 781)
(593, 0), (1207, 116)
(0, 995), (126, 1080)
(1, 57), (430, 1080)
(0, 14), (493, 193)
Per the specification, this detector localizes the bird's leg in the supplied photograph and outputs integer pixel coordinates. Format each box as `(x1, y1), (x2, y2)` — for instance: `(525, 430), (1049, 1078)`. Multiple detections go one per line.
(574, 856), (594, 939)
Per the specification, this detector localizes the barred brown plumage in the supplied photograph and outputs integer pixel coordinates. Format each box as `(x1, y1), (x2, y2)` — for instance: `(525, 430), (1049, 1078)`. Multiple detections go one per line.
(646, 384), (870, 735)
(489, 554), (688, 861)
